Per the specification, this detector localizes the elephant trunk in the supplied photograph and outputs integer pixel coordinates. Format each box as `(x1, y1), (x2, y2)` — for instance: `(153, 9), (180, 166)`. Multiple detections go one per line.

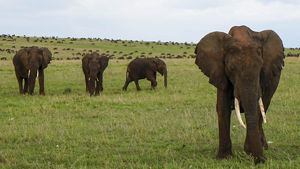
(88, 76), (97, 96)
(235, 81), (265, 164)
(243, 94), (265, 164)
(163, 69), (167, 88)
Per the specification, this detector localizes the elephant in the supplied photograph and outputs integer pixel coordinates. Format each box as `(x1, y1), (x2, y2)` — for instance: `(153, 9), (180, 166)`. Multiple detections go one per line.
(13, 46), (52, 95)
(194, 25), (284, 164)
(122, 58), (167, 91)
(82, 52), (109, 96)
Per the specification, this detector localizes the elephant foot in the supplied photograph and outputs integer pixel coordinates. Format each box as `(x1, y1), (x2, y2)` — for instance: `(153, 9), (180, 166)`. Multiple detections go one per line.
(216, 147), (233, 160)
(254, 156), (266, 165)
(122, 87), (127, 91)
(216, 151), (233, 160)
(39, 92), (45, 96)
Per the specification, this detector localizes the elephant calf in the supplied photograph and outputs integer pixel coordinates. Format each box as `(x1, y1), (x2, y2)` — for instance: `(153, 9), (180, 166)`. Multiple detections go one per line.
(122, 58), (167, 91)
(82, 52), (109, 96)
(13, 46), (52, 95)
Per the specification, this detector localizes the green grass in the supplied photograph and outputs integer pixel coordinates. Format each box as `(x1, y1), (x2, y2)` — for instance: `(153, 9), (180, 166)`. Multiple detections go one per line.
(0, 56), (299, 168)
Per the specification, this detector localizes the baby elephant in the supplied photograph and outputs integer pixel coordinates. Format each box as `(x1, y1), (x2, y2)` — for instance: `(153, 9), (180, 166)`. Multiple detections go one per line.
(13, 46), (52, 95)
(122, 58), (167, 91)
(82, 52), (109, 96)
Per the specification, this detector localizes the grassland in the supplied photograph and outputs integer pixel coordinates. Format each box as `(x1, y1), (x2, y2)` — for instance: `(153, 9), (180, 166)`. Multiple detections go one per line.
(0, 35), (299, 168)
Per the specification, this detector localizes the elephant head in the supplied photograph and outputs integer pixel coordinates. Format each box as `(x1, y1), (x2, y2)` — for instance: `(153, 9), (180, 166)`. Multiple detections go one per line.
(24, 47), (52, 70)
(195, 25), (284, 163)
(151, 58), (167, 88)
(40, 47), (52, 69)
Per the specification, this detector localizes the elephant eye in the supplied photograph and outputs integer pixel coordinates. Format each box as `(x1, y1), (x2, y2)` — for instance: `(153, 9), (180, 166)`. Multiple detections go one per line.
(228, 46), (240, 54)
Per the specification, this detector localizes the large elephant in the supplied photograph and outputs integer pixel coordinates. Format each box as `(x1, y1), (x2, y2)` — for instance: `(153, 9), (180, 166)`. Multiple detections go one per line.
(13, 46), (52, 95)
(82, 52), (109, 96)
(122, 58), (167, 91)
(194, 25), (284, 164)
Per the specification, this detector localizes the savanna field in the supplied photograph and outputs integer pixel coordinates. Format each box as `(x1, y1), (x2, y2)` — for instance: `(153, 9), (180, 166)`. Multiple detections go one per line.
(0, 35), (299, 168)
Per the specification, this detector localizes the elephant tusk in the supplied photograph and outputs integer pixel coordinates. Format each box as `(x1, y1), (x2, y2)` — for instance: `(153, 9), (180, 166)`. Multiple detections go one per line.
(88, 77), (91, 81)
(259, 97), (267, 123)
(37, 71), (39, 78)
(28, 70), (31, 77)
(96, 78), (99, 82)
(234, 98), (246, 129)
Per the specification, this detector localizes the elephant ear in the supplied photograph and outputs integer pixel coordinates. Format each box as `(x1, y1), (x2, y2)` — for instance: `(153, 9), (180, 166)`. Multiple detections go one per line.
(150, 58), (161, 72)
(258, 30), (284, 87)
(99, 56), (109, 71)
(195, 32), (231, 90)
(40, 48), (52, 69)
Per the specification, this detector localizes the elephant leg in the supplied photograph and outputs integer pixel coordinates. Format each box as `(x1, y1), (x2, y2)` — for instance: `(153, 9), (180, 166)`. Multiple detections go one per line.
(122, 77), (132, 91)
(16, 75), (24, 94)
(258, 92), (273, 150)
(216, 88), (233, 159)
(99, 73), (104, 92)
(146, 72), (157, 90)
(95, 80), (100, 96)
(258, 117), (268, 150)
(38, 69), (45, 95)
(88, 79), (96, 96)
(134, 80), (141, 91)
(28, 69), (37, 95)
(254, 83), (277, 150)
(95, 74), (103, 96)
(24, 78), (29, 94)
(84, 74), (89, 93)
(147, 77), (157, 90)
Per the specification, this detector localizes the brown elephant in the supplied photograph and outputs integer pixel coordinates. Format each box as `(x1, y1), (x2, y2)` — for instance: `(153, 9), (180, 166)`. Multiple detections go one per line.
(13, 46), (52, 95)
(122, 58), (167, 91)
(82, 52), (109, 96)
(194, 25), (284, 164)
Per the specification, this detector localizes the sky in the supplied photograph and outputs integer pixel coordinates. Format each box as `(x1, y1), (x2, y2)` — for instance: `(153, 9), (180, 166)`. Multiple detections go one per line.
(0, 0), (299, 47)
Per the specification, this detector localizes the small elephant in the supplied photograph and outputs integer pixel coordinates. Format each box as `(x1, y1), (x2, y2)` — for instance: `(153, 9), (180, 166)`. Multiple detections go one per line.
(195, 25), (284, 164)
(122, 58), (167, 91)
(13, 46), (52, 95)
(82, 52), (109, 96)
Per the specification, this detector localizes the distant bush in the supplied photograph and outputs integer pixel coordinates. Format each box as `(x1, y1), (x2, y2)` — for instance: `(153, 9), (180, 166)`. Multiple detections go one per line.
(286, 52), (299, 57)
(0, 57), (7, 60)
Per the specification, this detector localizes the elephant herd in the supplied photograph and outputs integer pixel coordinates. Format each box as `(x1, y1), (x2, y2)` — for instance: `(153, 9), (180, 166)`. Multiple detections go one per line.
(11, 25), (285, 164)
(13, 47), (168, 96)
